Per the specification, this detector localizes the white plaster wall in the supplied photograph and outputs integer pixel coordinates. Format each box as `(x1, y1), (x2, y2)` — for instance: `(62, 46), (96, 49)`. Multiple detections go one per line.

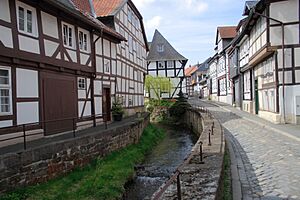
(0, 120), (12, 128)
(158, 70), (165, 76)
(270, 0), (298, 24)
(94, 80), (102, 95)
(95, 97), (102, 115)
(167, 69), (174, 77)
(0, 0), (11, 22)
(18, 35), (40, 54)
(148, 71), (156, 77)
(44, 39), (59, 57)
(66, 49), (77, 63)
(103, 39), (110, 57)
(279, 85), (300, 124)
(112, 61), (116, 75)
(17, 102), (39, 125)
(16, 68), (38, 98)
(80, 53), (90, 66)
(278, 71), (293, 84)
(0, 26), (13, 48)
(78, 101), (91, 117)
(78, 89), (86, 99)
(111, 43), (117, 59)
(148, 62), (156, 70)
(95, 36), (103, 55)
(295, 70), (300, 83)
(96, 56), (103, 73)
(41, 11), (58, 38)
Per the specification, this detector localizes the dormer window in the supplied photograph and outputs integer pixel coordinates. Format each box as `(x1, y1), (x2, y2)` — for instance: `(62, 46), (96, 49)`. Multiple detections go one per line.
(157, 44), (164, 52)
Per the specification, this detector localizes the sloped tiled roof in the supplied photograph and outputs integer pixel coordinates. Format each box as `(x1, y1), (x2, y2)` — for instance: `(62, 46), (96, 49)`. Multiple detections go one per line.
(93, 0), (126, 17)
(47, 0), (124, 41)
(71, 0), (94, 16)
(147, 30), (187, 62)
(185, 66), (198, 77)
(218, 26), (237, 39)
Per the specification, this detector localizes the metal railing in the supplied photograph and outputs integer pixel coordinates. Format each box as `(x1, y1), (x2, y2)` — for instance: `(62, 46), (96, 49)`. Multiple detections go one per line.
(152, 106), (215, 200)
(0, 113), (109, 150)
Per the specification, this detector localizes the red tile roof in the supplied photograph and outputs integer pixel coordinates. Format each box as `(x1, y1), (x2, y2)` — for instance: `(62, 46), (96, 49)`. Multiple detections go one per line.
(71, 0), (93, 15)
(217, 26), (237, 39)
(93, 0), (124, 17)
(185, 66), (198, 77)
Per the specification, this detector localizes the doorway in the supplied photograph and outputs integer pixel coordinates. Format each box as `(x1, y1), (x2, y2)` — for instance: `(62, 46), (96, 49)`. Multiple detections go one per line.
(102, 87), (111, 121)
(42, 73), (76, 135)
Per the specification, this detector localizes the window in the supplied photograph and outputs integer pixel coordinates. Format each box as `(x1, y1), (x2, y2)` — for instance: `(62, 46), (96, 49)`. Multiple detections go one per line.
(79, 31), (88, 51)
(17, 2), (37, 36)
(0, 68), (11, 115)
(62, 23), (74, 48)
(78, 78), (86, 90)
(158, 61), (165, 69)
(105, 61), (110, 73)
(167, 61), (174, 68)
(128, 10), (132, 22)
(157, 44), (164, 52)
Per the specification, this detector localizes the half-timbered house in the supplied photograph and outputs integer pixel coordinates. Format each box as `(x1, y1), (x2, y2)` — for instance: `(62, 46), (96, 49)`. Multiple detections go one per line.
(185, 65), (198, 97)
(242, 0), (300, 124)
(0, 0), (139, 135)
(92, 0), (148, 115)
(147, 29), (188, 98)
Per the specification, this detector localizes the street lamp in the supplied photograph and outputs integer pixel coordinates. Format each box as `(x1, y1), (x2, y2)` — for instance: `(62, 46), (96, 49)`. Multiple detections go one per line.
(253, 11), (286, 124)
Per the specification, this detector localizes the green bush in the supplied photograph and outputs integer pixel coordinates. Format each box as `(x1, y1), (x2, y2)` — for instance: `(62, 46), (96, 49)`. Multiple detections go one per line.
(169, 91), (191, 121)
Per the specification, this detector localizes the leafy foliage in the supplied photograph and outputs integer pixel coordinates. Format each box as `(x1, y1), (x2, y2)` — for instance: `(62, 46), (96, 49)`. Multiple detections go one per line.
(145, 75), (174, 102)
(0, 125), (165, 200)
(111, 99), (124, 115)
(169, 91), (191, 121)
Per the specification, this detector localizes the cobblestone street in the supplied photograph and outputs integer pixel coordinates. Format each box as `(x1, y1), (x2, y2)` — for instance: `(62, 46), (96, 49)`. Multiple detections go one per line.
(189, 98), (300, 200)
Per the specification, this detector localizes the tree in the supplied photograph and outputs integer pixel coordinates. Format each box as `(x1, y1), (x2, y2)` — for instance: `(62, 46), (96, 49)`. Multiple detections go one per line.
(145, 75), (174, 103)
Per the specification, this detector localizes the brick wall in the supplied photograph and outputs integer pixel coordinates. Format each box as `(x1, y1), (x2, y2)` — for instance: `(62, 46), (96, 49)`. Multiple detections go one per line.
(0, 114), (150, 193)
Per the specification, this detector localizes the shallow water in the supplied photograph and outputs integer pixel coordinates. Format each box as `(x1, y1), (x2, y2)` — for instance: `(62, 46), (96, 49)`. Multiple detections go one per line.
(123, 124), (197, 200)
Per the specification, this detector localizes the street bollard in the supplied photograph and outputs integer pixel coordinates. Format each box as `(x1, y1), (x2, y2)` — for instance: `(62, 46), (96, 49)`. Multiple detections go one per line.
(177, 172), (182, 200)
(208, 129), (212, 146)
(199, 141), (204, 164)
(211, 122), (214, 136)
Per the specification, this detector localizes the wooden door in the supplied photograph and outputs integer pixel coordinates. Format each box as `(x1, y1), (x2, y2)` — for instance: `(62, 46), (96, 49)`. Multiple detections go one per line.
(42, 73), (76, 135)
(102, 88), (111, 121)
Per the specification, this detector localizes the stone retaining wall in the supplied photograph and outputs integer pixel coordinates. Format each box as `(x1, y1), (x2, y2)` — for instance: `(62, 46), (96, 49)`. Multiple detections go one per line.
(0, 113), (150, 193)
(153, 108), (225, 199)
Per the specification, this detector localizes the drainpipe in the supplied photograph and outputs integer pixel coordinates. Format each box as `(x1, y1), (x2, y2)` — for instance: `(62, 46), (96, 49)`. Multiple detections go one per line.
(91, 29), (103, 127)
(253, 11), (286, 123)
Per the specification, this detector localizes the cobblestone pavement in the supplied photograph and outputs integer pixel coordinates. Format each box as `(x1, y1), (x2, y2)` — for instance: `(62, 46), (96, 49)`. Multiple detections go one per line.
(189, 98), (300, 200)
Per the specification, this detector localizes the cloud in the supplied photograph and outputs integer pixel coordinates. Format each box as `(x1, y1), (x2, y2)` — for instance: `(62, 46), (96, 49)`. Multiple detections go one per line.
(132, 0), (156, 9)
(145, 16), (162, 31)
(182, 0), (208, 14)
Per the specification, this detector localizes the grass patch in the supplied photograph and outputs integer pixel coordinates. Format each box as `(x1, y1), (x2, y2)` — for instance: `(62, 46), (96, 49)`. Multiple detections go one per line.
(1, 124), (165, 200)
(223, 147), (232, 200)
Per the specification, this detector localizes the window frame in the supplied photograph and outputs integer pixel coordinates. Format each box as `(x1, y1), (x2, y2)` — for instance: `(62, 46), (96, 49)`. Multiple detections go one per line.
(16, 1), (38, 37)
(0, 67), (12, 116)
(62, 22), (75, 49)
(78, 78), (86, 90)
(78, 28), (90, 52)
(157, 44), (164, 52)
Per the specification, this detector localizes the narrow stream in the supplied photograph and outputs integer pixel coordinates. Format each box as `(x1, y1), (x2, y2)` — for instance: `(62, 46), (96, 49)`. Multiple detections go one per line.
(123, 124), (198, 200)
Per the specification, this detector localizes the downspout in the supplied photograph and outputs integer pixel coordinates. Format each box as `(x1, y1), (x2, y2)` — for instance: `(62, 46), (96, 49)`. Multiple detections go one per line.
(91, 29), (103, 127)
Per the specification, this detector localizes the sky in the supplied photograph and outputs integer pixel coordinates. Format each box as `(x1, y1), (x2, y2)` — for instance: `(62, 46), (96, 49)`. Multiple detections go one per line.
(132, 0), (248, 66)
